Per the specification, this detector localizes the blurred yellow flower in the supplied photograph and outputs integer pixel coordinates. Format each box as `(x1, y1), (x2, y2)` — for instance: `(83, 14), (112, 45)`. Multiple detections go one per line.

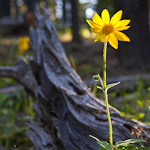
(86, 9), (130, 49)
(18, 37), (29, 55)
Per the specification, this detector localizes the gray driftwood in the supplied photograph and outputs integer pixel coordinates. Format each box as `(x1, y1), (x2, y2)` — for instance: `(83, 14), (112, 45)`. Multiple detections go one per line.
(0, 8), (150, 150)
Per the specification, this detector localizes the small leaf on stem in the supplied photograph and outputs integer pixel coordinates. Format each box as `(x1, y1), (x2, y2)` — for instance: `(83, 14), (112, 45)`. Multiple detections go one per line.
(114, 139), (146, 148)
(93, 75), (100, 81)
(93, 74), (104, 88)
(97, 86), (104, 92)
(105, 81), (120, 90)
(89, 135), (111, 150)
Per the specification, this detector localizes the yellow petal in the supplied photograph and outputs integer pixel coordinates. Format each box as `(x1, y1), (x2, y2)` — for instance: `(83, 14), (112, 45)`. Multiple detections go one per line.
(91, 28), (101, 33)
(94, 32), (105, 42)
(86, 20), (94, 28)
(102, 35), (109, 42)
(86, 20), (101, 29)
(114, 20), (130, 28)
(109, 33), (118, 49)
(92, 13), (104, 26)
(115, 26), (130, 31)
(110, 10), (123, 25)
(101, 9), (110, 24)
(114, 31), (130, 42)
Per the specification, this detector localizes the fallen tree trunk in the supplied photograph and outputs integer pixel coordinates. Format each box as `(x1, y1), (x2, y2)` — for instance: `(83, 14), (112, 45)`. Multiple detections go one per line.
(0, 7), (150, 150)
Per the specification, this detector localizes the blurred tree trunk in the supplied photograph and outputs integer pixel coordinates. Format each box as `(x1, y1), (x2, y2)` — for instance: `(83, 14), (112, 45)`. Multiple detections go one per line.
(70, 0), (82, 42)
(25, 0), (36, 12)
(0, 0), (10, 18)
(63, 0), (66, 24)
(114, 0), (150, 69)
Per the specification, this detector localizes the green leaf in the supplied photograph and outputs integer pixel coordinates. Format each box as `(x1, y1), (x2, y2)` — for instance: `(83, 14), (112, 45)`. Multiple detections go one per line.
(105, 82), (120, 90)
(93, 75), (100, 81)
(89, 135), (100, 141)
(89, 135), (111, 150)
(97, 86), (104, 92)
(93, 74), (104, 88)
(96, 141), (111, 150)
(120, 112), (145, 120)
(115, 139), (146, 148)
(138, 113), (145, 119)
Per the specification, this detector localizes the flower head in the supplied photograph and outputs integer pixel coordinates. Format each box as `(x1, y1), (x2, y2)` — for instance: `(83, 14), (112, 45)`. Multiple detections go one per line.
(18, 37), (29, 55)
(86, 9), (130, 49)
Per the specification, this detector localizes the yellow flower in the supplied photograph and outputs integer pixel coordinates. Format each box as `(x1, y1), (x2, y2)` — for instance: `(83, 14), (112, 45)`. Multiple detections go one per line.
(18, 37), (29, 55)
(86, 9), (130, 49)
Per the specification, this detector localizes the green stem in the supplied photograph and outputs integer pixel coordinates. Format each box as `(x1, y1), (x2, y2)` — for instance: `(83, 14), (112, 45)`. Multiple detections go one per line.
(103, 42), (113, 150)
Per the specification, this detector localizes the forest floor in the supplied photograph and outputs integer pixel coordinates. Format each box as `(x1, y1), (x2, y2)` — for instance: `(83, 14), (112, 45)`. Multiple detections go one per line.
(0, 37), (150, 149)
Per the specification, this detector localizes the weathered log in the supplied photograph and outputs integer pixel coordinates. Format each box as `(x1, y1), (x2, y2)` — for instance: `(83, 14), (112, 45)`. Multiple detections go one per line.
(0, 84), (22, 94)
(0, 7), (150, 150)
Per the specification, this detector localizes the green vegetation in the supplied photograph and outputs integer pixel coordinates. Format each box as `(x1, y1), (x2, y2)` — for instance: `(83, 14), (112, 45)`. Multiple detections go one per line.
(0, 38), (34, 149)
(0, 89), (34, 149)
(109, 80), (150, 125)
(90, 135), (147, 150)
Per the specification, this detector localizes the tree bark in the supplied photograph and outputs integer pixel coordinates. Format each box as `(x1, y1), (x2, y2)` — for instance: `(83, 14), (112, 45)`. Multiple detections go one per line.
(70, 0), (82, 42)
(114, 0), (150, 69)
(0, 7), (150, 150)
